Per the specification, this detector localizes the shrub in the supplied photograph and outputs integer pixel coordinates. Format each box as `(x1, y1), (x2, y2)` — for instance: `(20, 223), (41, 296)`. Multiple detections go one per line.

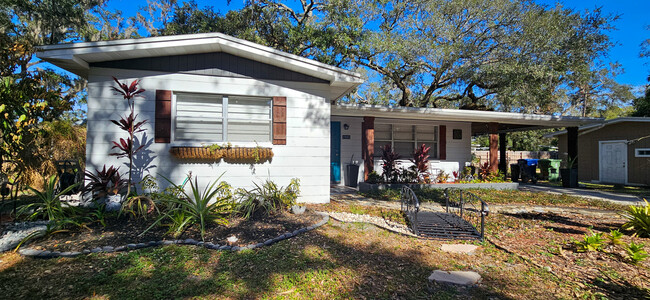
(624, 241), (648, 264)
(121, 195), (157, 220)
(575, 229), (605, 252)
(410, 144), (430, 183)
(436, 171), (450, 183)
(607, 229), (624, 245)
(146, 174), (233, 240)
(621, 199), (650, 238)
(380, 144), (401, 183)
(83, 165), (127, 199)
(18, 175), (79, 221)
(366, 171), (382, 184)
(236, 178), (300, 219)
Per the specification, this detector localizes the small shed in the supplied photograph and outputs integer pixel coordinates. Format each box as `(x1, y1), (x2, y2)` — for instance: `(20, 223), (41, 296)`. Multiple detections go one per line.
(548, 117), (650, 186)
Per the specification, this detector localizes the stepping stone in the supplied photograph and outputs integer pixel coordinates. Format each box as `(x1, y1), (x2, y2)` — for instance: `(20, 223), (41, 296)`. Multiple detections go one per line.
(428, 270), (481, 285)
(440, 244), (479, 255)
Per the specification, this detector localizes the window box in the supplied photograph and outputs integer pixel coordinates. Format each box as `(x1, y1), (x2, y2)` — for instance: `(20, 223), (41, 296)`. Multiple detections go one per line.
(170, 146), (273, 163)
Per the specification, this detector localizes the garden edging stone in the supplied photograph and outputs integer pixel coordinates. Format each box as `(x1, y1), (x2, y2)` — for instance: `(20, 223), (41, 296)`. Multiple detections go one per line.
(15, 210), (330, 258)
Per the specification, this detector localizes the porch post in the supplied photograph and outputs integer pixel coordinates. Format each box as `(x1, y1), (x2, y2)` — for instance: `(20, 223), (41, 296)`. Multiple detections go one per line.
(362, 116), (375, 181)
(567, 127), (578, 167)
(499, 132), (507, 175)
(488, 122), (499, 173)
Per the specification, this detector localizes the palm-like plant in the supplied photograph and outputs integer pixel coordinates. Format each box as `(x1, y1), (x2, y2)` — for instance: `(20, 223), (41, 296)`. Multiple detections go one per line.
(410, 144), (431, 183)
(235, 178), (300, 219)
(110, 77), (146, 197)
(381, 144), (401, 183)
(18, 175), (79, 222)
(145, 174), (233, 240)
(622, 199), (650, 238)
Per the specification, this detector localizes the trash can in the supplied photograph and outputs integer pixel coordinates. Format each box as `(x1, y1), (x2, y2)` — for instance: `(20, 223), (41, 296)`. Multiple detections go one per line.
(517, 159), (538, 183)
(510, 164), (520, 182)
(538, 159), (551, 180)
(548, 159), (562, 182)
(346, 164), (360, 187)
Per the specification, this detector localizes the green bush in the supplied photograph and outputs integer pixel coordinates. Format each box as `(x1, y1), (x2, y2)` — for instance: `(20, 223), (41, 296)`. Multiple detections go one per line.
(624, 241), (648, 264)
(146, 174), (233, 240)
(235, 178), (300, 219)
(575, 229), (605, 252)
(621, 199), (650, 238)
(18, 175), (80, 226)
(607, 229), (624, 245)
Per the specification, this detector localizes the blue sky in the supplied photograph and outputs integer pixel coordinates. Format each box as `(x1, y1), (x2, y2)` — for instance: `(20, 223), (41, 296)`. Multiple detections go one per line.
(108, 0), (650, 87)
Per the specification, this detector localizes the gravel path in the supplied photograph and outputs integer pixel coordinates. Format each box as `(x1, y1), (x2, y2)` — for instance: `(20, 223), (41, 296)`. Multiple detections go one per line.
(328, 211), (417, 237)
(0, 221), (49, 252)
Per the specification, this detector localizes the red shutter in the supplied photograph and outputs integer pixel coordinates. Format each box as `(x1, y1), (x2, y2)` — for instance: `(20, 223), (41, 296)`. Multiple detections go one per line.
(155, 90), (172, 143)
(272, 97), (287, 145)
(439, 125), (446, 160)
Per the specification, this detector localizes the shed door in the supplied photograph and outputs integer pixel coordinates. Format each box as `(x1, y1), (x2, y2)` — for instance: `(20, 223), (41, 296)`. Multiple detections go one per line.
(599, 141), (627, 184)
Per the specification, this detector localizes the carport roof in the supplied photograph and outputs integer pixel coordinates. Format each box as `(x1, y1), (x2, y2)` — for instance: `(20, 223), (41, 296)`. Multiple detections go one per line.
(332, 104), (603, 135)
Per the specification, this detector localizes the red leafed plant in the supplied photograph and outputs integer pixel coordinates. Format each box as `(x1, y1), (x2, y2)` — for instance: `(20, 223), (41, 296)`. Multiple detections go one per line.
(110, 77), (146, 197)
(381, 144), (401, 183)
(452, 171), (460, 182)
(410, 144), (431, 183)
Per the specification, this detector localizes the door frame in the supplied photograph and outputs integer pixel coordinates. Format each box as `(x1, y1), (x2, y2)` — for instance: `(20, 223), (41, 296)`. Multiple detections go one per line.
(598, 140), (628, 185)
(330, 121), (341, 183)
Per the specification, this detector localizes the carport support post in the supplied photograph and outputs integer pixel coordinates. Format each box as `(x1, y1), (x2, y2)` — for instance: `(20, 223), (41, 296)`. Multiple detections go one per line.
(499, 132), (507, 175)
(488, 122), (499, 173)
(567, 126), (578, 167)
(362, 116), (375, 181)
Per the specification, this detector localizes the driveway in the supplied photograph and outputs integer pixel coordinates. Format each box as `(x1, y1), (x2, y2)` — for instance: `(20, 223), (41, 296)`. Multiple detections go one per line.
(518, 183), (645, 205)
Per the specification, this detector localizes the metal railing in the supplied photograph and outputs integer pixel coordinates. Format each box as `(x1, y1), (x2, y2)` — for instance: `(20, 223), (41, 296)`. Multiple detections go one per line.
(400, 186), (420, 235)
(444, 188), (490, 241)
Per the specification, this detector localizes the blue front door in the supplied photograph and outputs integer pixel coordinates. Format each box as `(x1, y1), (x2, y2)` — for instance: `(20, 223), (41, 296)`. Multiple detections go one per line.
(331, 121), (341, 183)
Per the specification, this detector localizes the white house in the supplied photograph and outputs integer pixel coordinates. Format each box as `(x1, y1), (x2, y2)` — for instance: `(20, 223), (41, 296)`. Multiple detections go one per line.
(37, 33), (602, 203)
(37, 33), (363, 203)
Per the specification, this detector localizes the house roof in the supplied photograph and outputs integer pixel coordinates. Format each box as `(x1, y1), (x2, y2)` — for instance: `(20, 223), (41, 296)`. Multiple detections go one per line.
(36, 33), (364, 91)
(543, 117), (650, 138)
(332, 104), (603, 134)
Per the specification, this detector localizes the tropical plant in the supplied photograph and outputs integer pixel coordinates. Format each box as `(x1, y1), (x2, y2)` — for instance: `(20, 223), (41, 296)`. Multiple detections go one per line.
(575, 229), (605, 252)
(83, 165), (127, 199)
(621, 199), (650, 238)
(121, 195), (158, 220)
(236, 178), (300, 219)
(365, 171), (382, 184)
(146, 174), (233, 240)
(410, 144), (430, 183)
(436, 171), (450, 183)
(110, 77), (147, 197)
(18, 175), (79, 222)
(380, 144), (401, 183)
(624, 241), (648, 264)
(607, 229), (624, 245)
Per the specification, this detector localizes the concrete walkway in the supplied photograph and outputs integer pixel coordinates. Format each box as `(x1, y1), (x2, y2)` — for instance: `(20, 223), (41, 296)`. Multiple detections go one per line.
(517, 183), (645, 205)
(329, 185), (626, 218)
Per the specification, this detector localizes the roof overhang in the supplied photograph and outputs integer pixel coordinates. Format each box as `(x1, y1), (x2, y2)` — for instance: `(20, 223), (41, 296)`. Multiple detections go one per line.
(36, 33), (364, 98)
(544, 117), (650, 138)
(332, 104), (603, 135)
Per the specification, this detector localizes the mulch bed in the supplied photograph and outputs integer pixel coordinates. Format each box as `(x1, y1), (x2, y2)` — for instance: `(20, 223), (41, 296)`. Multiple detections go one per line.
(489, 211), (650, 299)
(25, 210), (322, 252)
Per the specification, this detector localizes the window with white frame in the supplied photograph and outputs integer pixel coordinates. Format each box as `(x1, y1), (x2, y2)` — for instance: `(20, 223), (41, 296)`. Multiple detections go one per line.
(174, 92), (272, 143)
(636, 148), (650, 157)
(374, 123), (438, 158)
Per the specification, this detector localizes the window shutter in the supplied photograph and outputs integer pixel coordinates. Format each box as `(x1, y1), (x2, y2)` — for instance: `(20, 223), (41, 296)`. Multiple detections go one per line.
(272, 97), (287, 145)
(439, 125), (446, 160)
(155, 90), (172, 143)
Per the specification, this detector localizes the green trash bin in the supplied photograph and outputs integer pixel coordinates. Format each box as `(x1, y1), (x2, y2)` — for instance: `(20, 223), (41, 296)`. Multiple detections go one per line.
(538, 159), (551, 180)
(548, 159), (561, 182)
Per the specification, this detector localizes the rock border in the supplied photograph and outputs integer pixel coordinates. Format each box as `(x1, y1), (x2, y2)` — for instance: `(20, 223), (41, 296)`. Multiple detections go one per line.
(16, 212), (329, 259)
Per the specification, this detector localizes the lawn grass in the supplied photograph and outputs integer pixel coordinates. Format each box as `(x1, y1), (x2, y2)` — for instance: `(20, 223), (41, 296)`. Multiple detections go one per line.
(361, 187), (628, 211)
(1, 202), (648, 299)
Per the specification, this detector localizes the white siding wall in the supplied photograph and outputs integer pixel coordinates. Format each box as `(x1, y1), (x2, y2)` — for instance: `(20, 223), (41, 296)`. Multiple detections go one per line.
(330, 116), (472, 185)
(86, 68), (332, 203)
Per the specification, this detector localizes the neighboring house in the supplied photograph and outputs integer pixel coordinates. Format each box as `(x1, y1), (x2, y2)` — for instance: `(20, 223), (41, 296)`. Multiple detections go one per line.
(547, 117), (650, 186)
(37, 33), (363, 203)
(37, 33), (602, 203)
